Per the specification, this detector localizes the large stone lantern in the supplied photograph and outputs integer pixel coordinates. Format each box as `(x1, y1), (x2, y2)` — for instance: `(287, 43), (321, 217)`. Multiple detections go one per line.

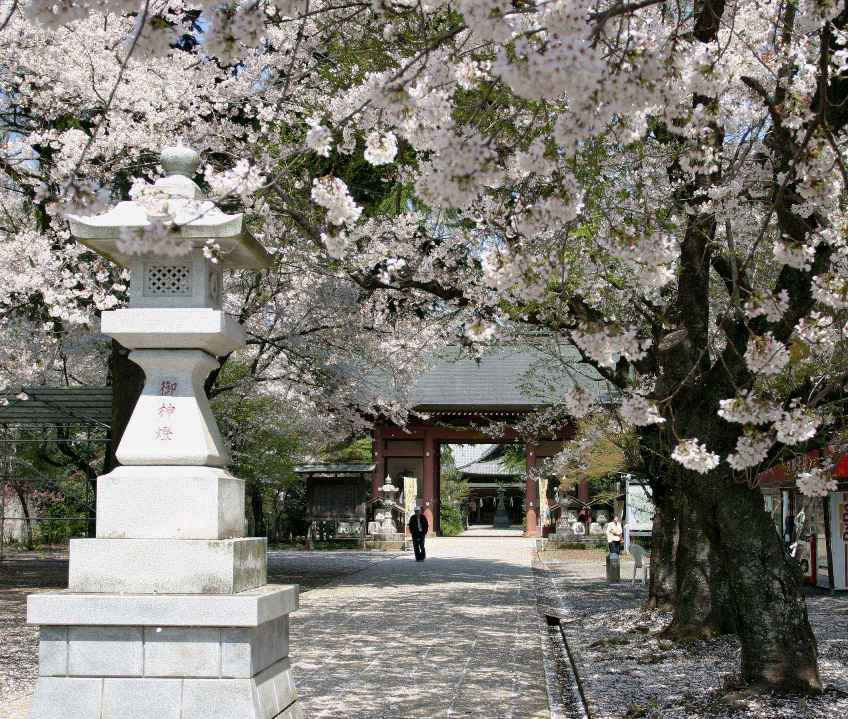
(27, 146), (302, 719)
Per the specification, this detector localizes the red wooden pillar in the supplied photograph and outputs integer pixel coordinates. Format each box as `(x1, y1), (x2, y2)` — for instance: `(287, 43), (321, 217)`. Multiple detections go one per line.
(525, 444), (540, 537)
(372, 424), (385, 500)
(433, 441), (441, 535)
(423, 430), (436, 530)
(577, 478), (589, 502)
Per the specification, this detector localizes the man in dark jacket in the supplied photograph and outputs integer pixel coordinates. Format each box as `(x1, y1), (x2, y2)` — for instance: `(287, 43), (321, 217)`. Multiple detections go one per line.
(408, 506), (429, 561)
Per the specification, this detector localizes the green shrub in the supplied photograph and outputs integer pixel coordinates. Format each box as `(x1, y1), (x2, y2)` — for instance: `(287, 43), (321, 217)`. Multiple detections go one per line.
(440, 503), (465, 537)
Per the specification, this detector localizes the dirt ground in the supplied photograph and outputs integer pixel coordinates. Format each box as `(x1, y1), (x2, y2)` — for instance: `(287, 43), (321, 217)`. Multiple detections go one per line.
(541, 556), (848, 718)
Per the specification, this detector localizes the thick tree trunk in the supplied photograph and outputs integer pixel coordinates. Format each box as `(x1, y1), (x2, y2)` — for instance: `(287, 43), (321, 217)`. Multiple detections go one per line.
(689, 473), (821, 691)
(12, 483), (33, 549)
(663, 492), (736, 639)
(86, 476), (97, 538)
(647, 481), (677, 610)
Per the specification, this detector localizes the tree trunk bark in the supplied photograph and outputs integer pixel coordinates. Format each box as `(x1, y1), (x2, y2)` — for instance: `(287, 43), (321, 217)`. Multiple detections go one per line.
(662, 492), (736, 639)
(105, 340), (145, 473)
(251, 482), (266, 539)
(689, 473), (821, 691)
(12, 483), (33, 549)
(647, 481), (677, 610)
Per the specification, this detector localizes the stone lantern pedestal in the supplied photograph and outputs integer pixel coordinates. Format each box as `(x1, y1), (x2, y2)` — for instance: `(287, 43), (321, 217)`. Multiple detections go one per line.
(26, 146), (301, 719)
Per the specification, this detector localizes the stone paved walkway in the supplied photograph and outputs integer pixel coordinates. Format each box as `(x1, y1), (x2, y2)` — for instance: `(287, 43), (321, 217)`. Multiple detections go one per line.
(290, 536), (550, 719)
(1, 540), (550, 719)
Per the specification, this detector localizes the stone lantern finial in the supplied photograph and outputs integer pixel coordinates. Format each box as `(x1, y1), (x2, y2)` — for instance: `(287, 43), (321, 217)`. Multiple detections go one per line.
(160, 143), (201, 178)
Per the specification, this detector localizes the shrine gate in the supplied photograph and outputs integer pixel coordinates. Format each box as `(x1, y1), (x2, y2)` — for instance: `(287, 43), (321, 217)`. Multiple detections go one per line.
(369, 348), (608, 536)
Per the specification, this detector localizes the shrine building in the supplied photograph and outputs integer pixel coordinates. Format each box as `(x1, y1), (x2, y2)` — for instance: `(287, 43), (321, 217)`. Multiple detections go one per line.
(369, 346), (610, 536)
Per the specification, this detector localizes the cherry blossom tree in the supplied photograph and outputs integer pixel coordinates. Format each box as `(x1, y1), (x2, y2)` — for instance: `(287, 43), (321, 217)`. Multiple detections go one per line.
(5, 0), (848, 691)
(0, 5), (454, 438)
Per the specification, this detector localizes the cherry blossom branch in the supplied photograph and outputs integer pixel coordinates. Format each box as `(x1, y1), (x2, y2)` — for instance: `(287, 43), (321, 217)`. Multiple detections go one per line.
(64, 0), (150, 191)
(588, 0), (668, 39)
(740, 76), (785, 137)
(0, 0), (16, 34)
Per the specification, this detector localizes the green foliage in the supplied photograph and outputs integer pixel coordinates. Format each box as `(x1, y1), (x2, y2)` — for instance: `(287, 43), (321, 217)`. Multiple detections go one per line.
(323, 436), (372, 463)
(211, 359), (378, 543)
(35, 478), (90, 544)
(500, 444), (526, 474)
(588, 473), (621, 505)
(440, 502), (465, 537)
(439, 445), (469, 537)
(1, 429), (99, 548)
(211, 361), (309, 541)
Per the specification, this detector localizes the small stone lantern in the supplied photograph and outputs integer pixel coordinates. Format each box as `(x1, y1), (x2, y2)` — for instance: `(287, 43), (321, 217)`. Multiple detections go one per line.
(26, 146), (302, 719)
(375, 478), (401, 535)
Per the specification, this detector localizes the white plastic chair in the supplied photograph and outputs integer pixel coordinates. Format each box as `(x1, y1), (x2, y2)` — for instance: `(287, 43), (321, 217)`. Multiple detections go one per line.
(629, 544), (649, 585)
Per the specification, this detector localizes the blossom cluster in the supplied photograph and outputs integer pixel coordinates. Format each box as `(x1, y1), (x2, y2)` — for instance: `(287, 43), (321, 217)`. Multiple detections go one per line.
(4, 0), (848, 475)
(796, 468), (838, 497)
(311, 177), (362, 227)
(671, 440), (721, 475)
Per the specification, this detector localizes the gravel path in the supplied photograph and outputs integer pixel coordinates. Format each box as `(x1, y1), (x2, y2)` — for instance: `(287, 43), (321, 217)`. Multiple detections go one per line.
(0, 553), (68, 719)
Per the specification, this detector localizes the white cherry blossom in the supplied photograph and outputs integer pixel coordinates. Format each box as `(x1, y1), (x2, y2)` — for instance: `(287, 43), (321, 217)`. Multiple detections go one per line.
(306, 124), (333, 158)
(619, 394), (665, 426)
(744, 334), (790, 377)
(796, 468), (838, 497)
(774, 405), (821, 445)
(364, 131), (398, 166)
(727, 432), (773, 470)
(311, 177), (362, 227)
(672, 439), (721, 475)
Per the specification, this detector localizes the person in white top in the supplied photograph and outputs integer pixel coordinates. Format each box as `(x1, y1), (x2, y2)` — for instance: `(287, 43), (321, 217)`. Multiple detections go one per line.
(605, 515), (624, 554)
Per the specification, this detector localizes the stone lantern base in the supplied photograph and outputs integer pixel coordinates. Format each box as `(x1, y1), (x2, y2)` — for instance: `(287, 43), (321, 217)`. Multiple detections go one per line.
(27, 586), (302, 719)
(363, 532), (405, 551)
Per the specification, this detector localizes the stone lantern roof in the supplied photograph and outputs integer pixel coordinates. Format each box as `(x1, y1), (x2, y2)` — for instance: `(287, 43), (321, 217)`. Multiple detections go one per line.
(67, 144), (271, 270)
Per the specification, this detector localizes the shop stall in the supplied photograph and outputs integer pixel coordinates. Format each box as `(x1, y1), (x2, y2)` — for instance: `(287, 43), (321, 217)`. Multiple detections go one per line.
(757, 449), (848, 591)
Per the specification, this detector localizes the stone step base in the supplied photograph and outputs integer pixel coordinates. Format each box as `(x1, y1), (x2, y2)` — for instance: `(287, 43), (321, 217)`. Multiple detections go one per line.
(28, 657), (300, 719)
(28, 586), (300, 719)
(363, 535), (405, 551)
(28, 584), (298, 627)
(69, 537), (266, 594)
(35, 617), (290, 679)
(97, 466), (246, 540)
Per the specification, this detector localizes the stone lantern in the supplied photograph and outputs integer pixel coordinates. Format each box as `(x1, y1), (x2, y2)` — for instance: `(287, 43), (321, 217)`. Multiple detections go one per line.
(365, 476), (403, 550)
(27, 146), (302, 719)
(375, 478), (401, 535)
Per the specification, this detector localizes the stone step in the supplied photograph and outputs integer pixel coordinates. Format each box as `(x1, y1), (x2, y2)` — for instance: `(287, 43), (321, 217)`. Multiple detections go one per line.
(28, 657), (300, 719)
(28, 585), (298, 627)
(68, 538), (266, 594)
(97, 466), (246, 540)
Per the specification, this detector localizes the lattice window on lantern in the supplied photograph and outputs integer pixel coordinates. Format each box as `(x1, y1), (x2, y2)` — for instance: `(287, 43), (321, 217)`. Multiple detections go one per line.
(143, 263), (193, 297)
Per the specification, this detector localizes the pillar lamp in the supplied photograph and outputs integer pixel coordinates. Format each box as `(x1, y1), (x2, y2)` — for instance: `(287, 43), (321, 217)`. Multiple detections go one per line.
(26, 145), (302, 719)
